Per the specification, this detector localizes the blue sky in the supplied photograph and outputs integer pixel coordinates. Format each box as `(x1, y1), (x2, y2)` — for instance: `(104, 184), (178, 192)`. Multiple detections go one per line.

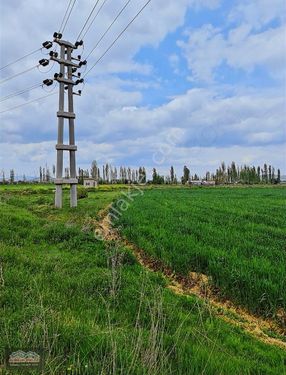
(0, 0), (285, 178)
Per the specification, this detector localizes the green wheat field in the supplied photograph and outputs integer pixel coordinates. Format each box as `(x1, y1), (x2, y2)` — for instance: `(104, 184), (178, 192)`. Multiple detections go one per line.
(0, 184), (285, 374)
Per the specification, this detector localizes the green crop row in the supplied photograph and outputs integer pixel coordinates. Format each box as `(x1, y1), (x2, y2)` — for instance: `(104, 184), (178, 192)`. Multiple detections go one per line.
(116, 187), (286, 317)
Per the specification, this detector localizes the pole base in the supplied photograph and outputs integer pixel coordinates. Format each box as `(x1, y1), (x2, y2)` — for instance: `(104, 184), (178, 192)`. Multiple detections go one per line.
(55, 185), (63, 208)
(70, 184), (77, 208)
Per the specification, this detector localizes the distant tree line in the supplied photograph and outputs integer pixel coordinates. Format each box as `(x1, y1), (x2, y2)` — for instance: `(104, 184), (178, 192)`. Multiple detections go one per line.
(77, 161), (281, 186)
(78, 161), (147, 185)
(148, 162), (281, 185)
(213, 162), (281, 185)
(0, 161), (281, 185)
(39, 165), (55, 183)
(1, 169), (21, 184)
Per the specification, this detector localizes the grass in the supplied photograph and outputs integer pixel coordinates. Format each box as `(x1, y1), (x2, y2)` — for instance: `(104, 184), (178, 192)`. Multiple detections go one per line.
(0, 184), (285, 374)
(116, 186), (286, 318)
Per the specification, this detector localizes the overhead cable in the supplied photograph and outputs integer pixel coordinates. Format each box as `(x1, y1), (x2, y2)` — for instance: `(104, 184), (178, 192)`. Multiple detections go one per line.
(58, 0), (74, 33)
(81, 0), (109, 39)
(0, 92), (57, 114)
(76, 0), (101, 41)
(0, 83), (42, 103)
(61, 0), (77, 34)
(0, 64), (40, 85)
(84, 0), (152, 78)
(0, 48), (41, 71)
(85, 0), (132, 60)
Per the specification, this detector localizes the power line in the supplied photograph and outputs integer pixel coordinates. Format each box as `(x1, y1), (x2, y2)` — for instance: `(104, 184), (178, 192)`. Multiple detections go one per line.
(84, 0), (152, 78)
(0, 48), (41, 72)
(85, 0), (132, 60)
(0, 64), (40, 85)
(76, 0), (101, 41)
(81, 0), (109, 40)
(61, 0), (77, 35)
(0, 1), (74, 77)
(0, 83), (42, 103)
(58, 0), (73, 33)
(51, 0), (75, 56)
(0, 92), (57, 115)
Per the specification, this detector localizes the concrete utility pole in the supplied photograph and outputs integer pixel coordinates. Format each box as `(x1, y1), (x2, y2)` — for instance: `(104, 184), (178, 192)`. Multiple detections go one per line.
(44, 32), (86, 208)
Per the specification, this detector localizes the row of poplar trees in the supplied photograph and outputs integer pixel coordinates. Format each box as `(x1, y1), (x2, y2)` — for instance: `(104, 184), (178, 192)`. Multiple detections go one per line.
(214, 162), (281, 184)
(149, 162), (281, 185)
(78, 161), (147, 184)
(78, 161), (281, 185)
(2, 161), (281, 185)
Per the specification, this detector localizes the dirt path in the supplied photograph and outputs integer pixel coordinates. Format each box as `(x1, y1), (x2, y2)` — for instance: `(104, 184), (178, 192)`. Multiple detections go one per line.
(96, 205), (286, 351)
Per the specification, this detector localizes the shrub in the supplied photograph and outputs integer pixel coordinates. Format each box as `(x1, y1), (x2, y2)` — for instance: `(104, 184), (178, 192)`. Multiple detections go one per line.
(77, 187), (88, 199)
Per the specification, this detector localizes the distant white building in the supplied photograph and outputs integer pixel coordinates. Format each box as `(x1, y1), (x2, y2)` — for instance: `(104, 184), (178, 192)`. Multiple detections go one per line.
(190, 180), (202, 186)
(83, 178), (98, 188)
(202, 180), (216, 186)
(189, 180), (216, 186)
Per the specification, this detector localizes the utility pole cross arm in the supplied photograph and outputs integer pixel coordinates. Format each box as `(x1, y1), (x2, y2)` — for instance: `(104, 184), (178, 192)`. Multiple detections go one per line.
(57, 111), (76, 119)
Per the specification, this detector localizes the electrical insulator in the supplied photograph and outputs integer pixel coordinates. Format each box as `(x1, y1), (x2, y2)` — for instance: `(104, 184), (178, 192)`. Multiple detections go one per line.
(53, 32), (62, 39)
(42, 41), (53, 49)
(75, 78), (84, 85)
(75, 40), (83, 48)
(54, 73), (63, 79)
(49, 51), (58, 58)
(39, 59), (49, 67)
(43, 79), (53, 86)
(79, 60), (87, 67)
(72, 68), (77, 73)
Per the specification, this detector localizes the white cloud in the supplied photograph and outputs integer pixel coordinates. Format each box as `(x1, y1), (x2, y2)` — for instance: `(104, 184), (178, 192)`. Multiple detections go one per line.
(0, 0), (285, 179)
(178, 0), (286, 82)
(1, 86), (285, 176)
(1, 140), (285, 179)
(229, 0), (286, 30)
(179, 23), (286, 82)
(178, 24), (224, 82)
